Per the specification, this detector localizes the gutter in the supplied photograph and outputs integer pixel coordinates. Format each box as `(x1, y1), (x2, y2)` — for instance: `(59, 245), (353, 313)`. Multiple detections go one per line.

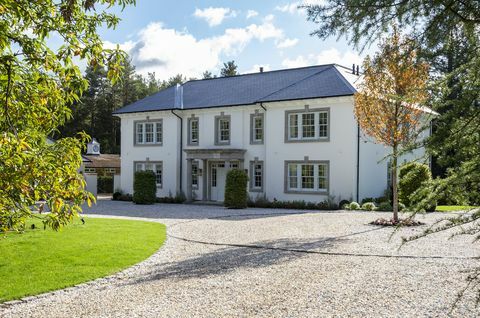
(356, 123), (360, 202)
(171, 109), (183, 194)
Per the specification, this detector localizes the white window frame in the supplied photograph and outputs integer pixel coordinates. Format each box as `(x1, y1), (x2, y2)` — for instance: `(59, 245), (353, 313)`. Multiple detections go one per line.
(191, 161), (199, 189)
(285, 108), (330, 142)
(188, 117), (199, 146)
(250, 113), (264, 144)
(135, 161), (163, 188)
(285, 161), (329, 194)
(214, 114), (231, 145)
(134, 120), (163, 146)
(249, 161), (264, 192)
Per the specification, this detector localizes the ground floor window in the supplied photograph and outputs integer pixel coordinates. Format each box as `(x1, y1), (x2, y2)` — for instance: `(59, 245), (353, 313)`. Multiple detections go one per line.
(285, 161), (329, 193)
(249, 161), (264, 192)
(192, 161), (199, 189)
(135, 161), (163, 188)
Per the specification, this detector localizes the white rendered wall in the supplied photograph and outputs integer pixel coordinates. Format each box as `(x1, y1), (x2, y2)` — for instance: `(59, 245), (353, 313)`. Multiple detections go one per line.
(118, 111), (180, 197)
(117, 96), (430, 203)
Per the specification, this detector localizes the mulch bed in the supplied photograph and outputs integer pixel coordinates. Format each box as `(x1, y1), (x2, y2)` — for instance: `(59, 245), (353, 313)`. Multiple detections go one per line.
(370, 218), (425, 227)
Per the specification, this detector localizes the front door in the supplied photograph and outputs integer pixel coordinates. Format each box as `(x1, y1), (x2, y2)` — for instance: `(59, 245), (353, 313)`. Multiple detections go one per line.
(210, 162), (227, 201)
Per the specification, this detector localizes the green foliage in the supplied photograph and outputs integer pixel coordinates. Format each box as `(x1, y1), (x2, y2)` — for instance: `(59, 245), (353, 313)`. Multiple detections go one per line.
(377, 201), (393, 212)
(224, 169), (248, 209)
(97, 176), (113, 194)
(220, 60), (239, 77)
(361, 202), (376, 211)
(156, 192), (187, 204)
(347, 201), (361, 210)
(133, 171), (157, 205)
(0, 0), (135, 232)
(0, 217), (166, 302)
(399, 162), (433, 207)
(247, 196), (337, 210)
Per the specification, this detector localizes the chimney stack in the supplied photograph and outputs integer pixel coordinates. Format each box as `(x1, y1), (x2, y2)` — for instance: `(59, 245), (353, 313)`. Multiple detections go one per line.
(259, 67), (264, 73)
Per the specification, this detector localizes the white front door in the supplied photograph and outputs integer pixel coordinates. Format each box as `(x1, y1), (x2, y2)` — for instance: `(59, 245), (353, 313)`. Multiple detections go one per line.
(210, 162), (227, 201)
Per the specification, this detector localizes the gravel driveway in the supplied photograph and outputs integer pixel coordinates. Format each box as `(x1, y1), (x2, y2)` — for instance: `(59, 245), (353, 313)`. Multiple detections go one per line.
(1, 200), (479, 317)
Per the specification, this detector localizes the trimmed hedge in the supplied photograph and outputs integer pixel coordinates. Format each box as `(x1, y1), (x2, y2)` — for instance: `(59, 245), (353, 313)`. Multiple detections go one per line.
(98, 176), (113, 193)
(224, 169), (248, 209)
(399, 162), (435, 211)
(133, 171), (157, 204)
(248, 196), (338, 210)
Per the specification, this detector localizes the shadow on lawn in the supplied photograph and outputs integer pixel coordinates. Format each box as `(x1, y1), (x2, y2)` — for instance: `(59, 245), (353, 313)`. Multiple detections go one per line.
(128, 237), (346, 284)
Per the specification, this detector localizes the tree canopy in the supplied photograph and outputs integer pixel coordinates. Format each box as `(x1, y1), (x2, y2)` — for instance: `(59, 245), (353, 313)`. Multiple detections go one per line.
(354, 29), (430, 221)
(220, 60), (239, 77)
(0, 0), (134, 231)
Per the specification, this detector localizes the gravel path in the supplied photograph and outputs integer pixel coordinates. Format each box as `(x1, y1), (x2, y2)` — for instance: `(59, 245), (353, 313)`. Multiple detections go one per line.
(1, 200), (479, 317)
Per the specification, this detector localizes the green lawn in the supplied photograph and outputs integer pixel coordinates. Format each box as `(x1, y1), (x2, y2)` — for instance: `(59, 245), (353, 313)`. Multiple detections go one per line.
(0, 217), (166, 302)
(436, 205), (479, 212)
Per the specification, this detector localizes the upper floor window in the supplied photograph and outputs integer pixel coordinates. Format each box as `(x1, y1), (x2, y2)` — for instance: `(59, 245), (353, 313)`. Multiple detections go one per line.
(215, 114), (231, 145)
(285, 108), (329, 142)
(250, 113), (264, 144)
(135, 161), (162, 188)
(188, 117), (199, 146)
(135, 120), (163, 145)
(285, 161), (329, 193)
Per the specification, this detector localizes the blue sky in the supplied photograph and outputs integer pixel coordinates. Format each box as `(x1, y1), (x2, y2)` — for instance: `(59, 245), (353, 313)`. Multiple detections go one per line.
(98, 0), (375, 80)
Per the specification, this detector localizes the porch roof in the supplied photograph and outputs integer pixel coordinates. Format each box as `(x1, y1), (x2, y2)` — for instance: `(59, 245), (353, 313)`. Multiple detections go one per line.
(184, 148), (246, 160)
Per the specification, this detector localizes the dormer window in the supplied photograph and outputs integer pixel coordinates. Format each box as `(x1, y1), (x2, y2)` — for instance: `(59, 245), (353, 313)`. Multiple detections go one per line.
(135, 120), (163, 146)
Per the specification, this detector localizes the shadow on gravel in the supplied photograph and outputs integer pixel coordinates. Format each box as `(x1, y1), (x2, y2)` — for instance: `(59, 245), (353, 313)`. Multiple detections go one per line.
(129, 237), (346, 284)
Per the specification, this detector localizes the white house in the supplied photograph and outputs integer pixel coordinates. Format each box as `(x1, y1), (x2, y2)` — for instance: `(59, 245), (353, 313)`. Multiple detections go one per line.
(113, 64), (429, 204)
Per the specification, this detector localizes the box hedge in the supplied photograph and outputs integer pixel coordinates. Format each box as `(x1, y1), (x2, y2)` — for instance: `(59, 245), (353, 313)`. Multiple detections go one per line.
(133, 170), (157, 204)
(224, 169), (248, 209)
(97, 176), (113, 193)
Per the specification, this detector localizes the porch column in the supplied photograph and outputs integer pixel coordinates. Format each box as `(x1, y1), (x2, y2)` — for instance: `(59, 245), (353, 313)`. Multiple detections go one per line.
(239, 159), (244, 170)
(202, 159), (208, 201)
(186, 159), (193, 202)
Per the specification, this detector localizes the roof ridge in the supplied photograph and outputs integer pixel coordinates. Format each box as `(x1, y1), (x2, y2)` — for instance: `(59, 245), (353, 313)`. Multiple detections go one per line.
(256, 65), (334, 102)
(183, 63), (336, 84)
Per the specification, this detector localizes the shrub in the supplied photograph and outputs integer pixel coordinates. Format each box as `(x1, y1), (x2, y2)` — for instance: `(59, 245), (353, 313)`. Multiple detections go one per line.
(156, 192), (187, 204)
(399, 162), (435, 210)
(97, 176), (113, 193)
(133, 171), (157, 204)
(112, 191), (122, 200)
(224, 169), (248, 209)
(339, 199), (350, 210)
(377, 201), (393, 211)
(348, 201), (361, 210)
(361, 202), (376, 211)
(247, 196), (337, 210)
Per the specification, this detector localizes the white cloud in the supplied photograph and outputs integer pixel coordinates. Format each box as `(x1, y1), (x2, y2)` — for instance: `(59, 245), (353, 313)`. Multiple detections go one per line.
(275, 1), (325, 15)
(243, 64), (271, 74)
(194, 7), (237, 27)
(113, 19), (285, 80)
(246, 10), (258, 19)
(282, 48), (363, 68)
(276, 38), (299, 49)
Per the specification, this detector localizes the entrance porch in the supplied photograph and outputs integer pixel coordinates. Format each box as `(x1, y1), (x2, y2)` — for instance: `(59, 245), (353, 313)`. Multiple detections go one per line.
(184, 149), (246, 202)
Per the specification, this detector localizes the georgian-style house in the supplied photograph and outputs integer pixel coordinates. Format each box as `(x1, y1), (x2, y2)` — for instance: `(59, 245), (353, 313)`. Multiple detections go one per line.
(113, 64), (429, 203)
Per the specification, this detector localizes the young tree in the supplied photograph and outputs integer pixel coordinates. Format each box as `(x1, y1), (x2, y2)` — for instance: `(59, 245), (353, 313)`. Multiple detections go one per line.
(220, 61), (239, 77)
(202, 70), (214, 79)
(0, 0), (134, 232)
(354, 29), (430, 222)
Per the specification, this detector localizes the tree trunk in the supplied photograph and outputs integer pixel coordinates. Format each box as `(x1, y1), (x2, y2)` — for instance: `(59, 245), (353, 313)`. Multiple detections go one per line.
(392, 145), (399, 223)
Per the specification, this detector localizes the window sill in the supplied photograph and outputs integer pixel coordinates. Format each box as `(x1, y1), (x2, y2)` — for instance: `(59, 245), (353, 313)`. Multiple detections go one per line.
(284, 138), (329, 143)
(284, 189), (329, 195)
(134, 143), (163, 147)
(249, 188), (263, 193)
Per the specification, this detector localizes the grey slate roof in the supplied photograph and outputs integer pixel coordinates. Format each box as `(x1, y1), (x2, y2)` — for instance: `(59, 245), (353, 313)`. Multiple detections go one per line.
(113, 64), (357, 115)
